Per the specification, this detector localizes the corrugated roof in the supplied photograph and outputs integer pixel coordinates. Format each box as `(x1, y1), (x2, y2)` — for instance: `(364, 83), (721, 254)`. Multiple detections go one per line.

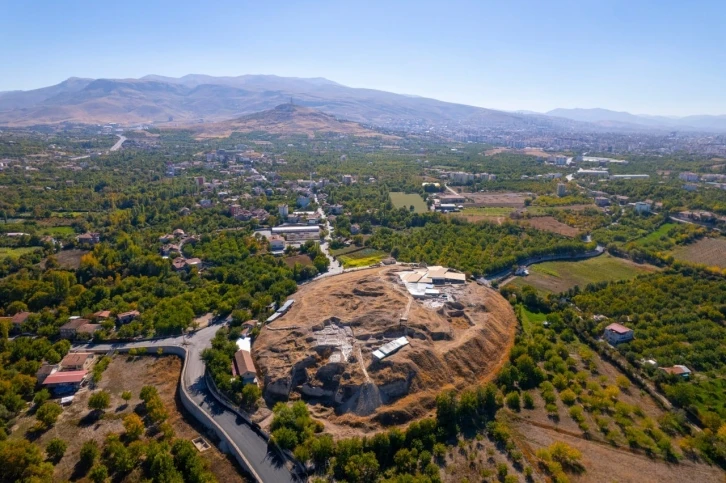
(43, 370), (87, 385)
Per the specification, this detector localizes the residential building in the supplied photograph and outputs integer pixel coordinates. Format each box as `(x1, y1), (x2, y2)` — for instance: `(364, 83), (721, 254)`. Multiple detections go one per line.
(93, 310), (112, 320)
(660, 365), (692, 378)
(350, 224), (360, 235)
(60, 352), (93, 371)
(117, 310), (140, 324)
(603, 323), (634, 345)
(634, 201), (651, 214)
(76, 323), (101, 338)
(595, 197), (610, 207)
(679, 172), (699, 182)
(59, 318), (92, 339)
(297, 195), (311, 208)
(329, 204), (344, 215)
(76, 232), (100, 245)
(232, 350), (258, 385)
(9, 311), (30, 331)
(36, 363), (59, 384)
(342, 174), (353, 185)
(270, 235), (285, 251)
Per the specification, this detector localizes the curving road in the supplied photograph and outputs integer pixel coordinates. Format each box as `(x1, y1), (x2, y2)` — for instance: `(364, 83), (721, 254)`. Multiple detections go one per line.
(110, 134), (126, 151)
(77, 324), (295, 483)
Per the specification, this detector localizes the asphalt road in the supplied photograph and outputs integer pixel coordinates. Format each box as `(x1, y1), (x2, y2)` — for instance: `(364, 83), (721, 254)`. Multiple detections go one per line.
(110, 135), (126, 151)
(78, 324), (295, 483)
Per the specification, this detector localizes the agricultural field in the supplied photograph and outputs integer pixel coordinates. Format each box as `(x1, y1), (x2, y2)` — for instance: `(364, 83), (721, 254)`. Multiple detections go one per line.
(283, 254), (314, 268)
(389, 192), (428, 213)
(41, 225), (76, 236)
(671, 237), (726, 268)
(0, 246), (41, 259)
(524, 216), (580, 237)
(336, 247), (389, 268)
(507, 254), (659, 294)
(464, 191), (529, 208)
(449, 206), (514, 224)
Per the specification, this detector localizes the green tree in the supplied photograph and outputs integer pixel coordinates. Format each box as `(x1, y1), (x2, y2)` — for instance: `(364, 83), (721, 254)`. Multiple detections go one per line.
(88, 391), (111, 413)
(46, 438), (67, 462)
(345, 451), (380, 483)
(241, 384), (261, 409)
(88, 463), (108, 483)
(123, 413), (145, 440)
(121, 390), (132, 404)
(80, 440), (100, 470)
(36, 401), (63, 428)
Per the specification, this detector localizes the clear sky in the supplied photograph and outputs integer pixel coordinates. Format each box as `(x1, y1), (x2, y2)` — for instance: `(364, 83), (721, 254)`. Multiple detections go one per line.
(3, 0), (725, 116)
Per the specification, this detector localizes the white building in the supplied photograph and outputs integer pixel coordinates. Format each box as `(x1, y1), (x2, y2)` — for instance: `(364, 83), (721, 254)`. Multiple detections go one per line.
(634, 201), (651, 214)
(603, 323), (634, 345)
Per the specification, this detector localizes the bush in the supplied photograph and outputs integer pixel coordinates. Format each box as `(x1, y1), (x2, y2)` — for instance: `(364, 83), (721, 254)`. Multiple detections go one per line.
(560, 389), (577, 406)
(616, 375), (631, 391)
(523, 392), (535, 409)
(121, 390), (132, 403)
(505, 392), (521, 411)
(46, 438), (67, 461)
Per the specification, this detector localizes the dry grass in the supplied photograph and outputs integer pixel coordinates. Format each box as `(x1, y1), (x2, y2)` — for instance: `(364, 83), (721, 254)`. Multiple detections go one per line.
(523, 216), (580, 237)
(464, 192), (529, 208)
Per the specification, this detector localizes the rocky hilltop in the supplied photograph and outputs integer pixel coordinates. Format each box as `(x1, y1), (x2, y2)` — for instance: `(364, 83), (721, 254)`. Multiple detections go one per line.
(254, 266), (517, 432)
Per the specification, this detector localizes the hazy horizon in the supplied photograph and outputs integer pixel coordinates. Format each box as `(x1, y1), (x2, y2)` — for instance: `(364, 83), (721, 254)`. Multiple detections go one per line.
(3, 0), (725, 116)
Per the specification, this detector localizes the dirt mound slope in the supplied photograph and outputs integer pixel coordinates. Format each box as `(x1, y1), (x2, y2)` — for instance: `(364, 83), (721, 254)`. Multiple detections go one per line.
(255, 266), (517, 433)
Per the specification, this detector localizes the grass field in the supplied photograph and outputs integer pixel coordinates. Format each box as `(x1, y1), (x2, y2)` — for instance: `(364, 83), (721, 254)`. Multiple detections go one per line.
(42, 226), (76, 236)
(283, 254), (314, 268)
(671, 237), (726, 268)
(337, 247), (389, 268)
(518, 305), (548, 333)
(0, 246), (40, 259)
(507, 254), (658, 294)
(633, 223), (676, 246)
(389, 192), (428, 213)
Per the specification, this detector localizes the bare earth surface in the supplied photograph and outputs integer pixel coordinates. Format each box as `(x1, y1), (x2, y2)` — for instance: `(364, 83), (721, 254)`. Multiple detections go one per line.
(255, 266), (517, 435)
(524, 216), (581, 237)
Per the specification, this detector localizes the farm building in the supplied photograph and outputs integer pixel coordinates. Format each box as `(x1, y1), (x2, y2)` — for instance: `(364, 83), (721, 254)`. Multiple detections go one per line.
(603, 323), (634, 345)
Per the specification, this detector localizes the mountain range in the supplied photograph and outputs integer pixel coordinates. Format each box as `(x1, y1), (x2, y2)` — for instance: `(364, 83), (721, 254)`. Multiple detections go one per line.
(1, 74), (725, 133)
(0, 74), (581, 132)
(545, 108), (726, 132)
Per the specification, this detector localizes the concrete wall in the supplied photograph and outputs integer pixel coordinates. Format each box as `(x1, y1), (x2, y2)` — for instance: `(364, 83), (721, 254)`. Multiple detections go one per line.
(83, 345), (263, 482)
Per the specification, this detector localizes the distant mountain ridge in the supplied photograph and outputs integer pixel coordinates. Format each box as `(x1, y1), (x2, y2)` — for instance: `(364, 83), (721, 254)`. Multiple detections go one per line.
(2, 74), (726, 133)
(546, 107), (726, 132)
(0, 74), (584, 131)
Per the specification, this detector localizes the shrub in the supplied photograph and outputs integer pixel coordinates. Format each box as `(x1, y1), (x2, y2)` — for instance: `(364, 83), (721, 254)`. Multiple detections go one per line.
(33, 389), (50, 406)
(121, 390), (132, 403)
(241, 384), (262, 408)
(616, 375), (631, 391)
(505, 392), (521, 411)
(523, 392), (535, 409)
(569, 406), (585, 423)
(560, 389), (577, 406)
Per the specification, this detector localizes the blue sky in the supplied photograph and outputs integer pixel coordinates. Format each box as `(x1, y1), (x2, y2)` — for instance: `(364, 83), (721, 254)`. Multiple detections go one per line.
(2, 0), (725, 115)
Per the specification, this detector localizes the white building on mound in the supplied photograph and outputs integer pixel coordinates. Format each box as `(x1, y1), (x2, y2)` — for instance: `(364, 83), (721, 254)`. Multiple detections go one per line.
(397, 265), (466, 298)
